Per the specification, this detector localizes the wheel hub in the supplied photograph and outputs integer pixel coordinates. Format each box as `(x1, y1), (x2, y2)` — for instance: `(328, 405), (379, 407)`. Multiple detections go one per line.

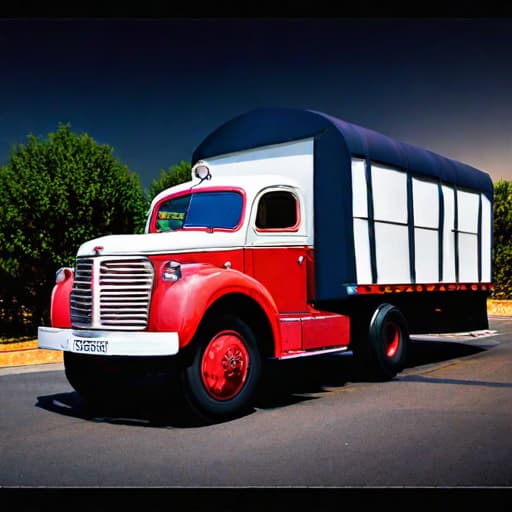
(384, 321), (400, 358)
(201, 330), (249, 401)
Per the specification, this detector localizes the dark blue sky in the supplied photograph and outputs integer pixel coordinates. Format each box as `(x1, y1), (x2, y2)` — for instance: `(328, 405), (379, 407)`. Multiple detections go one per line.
(1, 17), (511, 190)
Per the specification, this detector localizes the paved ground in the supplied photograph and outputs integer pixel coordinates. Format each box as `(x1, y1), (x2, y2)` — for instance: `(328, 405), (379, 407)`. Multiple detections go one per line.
(1, 317), (511, 492)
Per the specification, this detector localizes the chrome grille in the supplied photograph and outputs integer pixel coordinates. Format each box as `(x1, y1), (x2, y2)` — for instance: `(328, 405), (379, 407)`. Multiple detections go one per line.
(70, 256), (154, 330)
(99, 259), (153, 328)
(70, 258), (93, 325)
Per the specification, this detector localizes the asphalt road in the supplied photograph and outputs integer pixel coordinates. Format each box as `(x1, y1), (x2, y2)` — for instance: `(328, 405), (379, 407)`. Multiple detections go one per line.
(1, 318), (512, 497)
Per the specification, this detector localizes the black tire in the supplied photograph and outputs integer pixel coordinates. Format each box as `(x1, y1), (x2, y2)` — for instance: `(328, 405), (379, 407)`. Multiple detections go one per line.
(352, 303), (409, 381)
(180, 315), (262, 423)
(64, 352), (127, 407)
(64, 352), (103, 404)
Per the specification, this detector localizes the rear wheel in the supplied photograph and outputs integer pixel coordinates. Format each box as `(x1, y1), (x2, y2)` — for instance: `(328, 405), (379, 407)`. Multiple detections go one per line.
(180, 315), (262, 423)
(352, 303), (409, 381)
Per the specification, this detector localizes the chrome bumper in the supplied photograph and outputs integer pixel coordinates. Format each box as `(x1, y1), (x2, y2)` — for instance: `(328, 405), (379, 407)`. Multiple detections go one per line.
(38, 326), (180, 357)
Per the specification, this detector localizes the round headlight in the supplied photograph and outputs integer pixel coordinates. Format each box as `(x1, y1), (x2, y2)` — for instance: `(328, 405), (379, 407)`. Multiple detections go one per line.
(55, 267), (74, 284)
(162, 260), (182, 282)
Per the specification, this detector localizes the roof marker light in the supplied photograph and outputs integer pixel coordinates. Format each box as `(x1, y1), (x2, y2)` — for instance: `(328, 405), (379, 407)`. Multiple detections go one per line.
(192, 161), (212, 182)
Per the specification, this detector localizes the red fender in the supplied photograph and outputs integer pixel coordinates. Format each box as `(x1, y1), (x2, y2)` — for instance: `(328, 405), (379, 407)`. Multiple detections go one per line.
(50, 268), (74, 328)
(148, 261), (282, 351)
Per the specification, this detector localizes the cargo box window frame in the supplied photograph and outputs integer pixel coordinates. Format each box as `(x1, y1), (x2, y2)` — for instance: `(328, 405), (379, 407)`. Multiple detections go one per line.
(351, 157), (489, 286)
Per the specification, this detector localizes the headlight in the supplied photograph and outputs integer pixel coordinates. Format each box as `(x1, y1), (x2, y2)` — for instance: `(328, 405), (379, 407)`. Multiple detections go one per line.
(55, 267), (74, 284)
(161, 260), (182, 282)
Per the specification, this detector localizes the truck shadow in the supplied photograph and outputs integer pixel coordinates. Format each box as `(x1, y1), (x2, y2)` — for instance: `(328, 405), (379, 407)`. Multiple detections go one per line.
(35, 338), (488, 427)
(36, 385), (209, 428)
(255, 339), (487, 408)
(406, 338), (487, 368)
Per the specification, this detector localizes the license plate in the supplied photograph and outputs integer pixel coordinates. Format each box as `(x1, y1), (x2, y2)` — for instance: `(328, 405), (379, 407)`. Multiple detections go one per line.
(72, 338), (109, 354)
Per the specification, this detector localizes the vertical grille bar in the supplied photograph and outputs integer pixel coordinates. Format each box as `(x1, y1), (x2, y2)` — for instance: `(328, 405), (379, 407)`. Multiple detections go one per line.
(70, 258), (93, 326)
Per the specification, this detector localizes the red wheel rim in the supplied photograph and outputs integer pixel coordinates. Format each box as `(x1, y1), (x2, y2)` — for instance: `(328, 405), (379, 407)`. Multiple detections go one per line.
(384, 321), (400, 358)
(201, 330), (250, 401)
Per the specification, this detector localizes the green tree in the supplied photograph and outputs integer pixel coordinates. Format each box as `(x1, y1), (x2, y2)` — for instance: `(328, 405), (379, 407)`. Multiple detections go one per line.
(492, 179), (512, 299)
(0, 124), (147, 336)
(147, 160), (191, 202)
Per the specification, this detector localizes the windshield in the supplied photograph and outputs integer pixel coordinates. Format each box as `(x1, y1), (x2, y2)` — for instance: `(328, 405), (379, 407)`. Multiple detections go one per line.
(154, 190), (244, 232)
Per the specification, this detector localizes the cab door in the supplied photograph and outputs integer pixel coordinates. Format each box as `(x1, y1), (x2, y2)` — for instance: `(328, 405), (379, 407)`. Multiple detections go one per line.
(245, 187), (309, 313)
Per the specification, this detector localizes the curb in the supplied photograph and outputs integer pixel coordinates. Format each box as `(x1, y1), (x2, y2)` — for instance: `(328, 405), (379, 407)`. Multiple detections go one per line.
(1, 301), (511, 369)
(487, 300), (512, 317)
(0, 341), (63, 368)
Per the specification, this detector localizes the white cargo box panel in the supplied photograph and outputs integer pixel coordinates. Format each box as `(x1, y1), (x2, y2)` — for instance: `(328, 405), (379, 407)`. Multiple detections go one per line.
(351, 157), (492, 287)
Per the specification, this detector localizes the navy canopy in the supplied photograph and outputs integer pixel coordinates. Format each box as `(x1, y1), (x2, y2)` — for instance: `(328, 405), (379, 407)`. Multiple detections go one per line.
(192, 108), (493, 302)
(192, 107), (493, 201)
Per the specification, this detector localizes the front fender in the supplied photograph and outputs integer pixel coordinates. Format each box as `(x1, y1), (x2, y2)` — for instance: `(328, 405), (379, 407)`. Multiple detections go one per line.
(147, 262), (281, 349)
(50, 268), (73, 328)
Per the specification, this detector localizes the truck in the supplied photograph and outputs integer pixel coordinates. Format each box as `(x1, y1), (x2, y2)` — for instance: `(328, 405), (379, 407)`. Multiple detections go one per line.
(38, 107), (494, 423)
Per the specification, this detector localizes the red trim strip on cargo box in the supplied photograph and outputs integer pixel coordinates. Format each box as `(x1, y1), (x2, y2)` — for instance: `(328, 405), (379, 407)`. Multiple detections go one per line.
(356, 283), (493, 294)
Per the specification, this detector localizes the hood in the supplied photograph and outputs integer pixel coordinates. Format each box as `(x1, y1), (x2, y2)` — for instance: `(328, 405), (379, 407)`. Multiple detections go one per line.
(77, 230), (245, 257)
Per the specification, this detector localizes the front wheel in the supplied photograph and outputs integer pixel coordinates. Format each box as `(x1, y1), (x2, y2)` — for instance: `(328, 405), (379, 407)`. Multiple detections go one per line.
(64, 352), (110, 405)
(64, 352), (140, 408)
(180, 315), (262, 423)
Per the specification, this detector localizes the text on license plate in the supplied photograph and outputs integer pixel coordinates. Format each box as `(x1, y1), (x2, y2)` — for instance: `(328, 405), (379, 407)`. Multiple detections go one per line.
(73, 339), (109, 354)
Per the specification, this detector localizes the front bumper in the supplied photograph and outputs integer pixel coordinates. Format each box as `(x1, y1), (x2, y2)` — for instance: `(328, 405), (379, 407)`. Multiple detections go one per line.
(38, 326), (180, 357)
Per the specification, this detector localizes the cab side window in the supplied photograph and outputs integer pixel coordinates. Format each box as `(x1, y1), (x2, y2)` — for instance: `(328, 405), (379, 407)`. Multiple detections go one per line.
(256, 191), (298, 230)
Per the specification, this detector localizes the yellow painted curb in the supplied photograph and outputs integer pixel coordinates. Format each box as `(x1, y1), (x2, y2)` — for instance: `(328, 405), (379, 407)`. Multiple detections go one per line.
(0, 339), (63, 368)
(487, 299), (512, 316)
(0, 340), (38, 351)
(0, 349), (63, 367)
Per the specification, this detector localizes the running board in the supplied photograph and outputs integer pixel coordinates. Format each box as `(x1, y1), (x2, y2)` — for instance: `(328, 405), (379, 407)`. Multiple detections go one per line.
(275, 346), (350, 360)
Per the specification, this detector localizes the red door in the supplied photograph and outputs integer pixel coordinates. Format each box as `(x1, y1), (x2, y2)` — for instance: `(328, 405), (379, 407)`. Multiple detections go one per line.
(245, 187), (309, 313)
(247, 246), (309, 313)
